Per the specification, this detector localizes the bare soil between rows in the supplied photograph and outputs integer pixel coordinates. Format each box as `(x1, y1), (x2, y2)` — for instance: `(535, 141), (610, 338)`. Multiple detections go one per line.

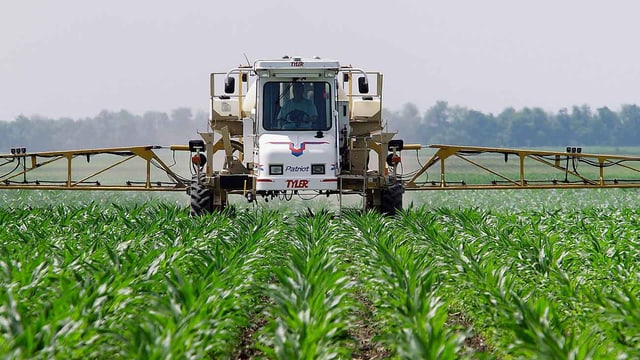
(232, 296), (490, 359)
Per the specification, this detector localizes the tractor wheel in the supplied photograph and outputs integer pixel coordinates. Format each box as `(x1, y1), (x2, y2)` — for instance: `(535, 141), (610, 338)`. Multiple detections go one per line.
(380, 183), (403, 216)
(190, 174), (213, 216)
(365, 189), (380, 213)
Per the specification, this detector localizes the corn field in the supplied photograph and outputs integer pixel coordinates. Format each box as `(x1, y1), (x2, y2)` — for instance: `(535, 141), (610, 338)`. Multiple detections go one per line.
(1, 191), (640, 359)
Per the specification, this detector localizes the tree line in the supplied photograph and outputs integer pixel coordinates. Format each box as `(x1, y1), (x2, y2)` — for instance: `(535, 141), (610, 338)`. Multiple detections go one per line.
(0, 108), (207, 152)
(2, 102), (640, 152)
(388, 101), (640, 148)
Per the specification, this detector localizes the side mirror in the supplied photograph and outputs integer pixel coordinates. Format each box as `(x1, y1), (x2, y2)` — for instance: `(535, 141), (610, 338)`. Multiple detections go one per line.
(224, 76), (235, 94)
(189, 139), (205, 152)
(358, 76), (369, 94)
(388, 139), (404, 152)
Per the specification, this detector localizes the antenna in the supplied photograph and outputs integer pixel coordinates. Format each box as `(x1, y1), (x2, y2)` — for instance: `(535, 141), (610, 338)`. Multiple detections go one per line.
(243, 53), (251, 66)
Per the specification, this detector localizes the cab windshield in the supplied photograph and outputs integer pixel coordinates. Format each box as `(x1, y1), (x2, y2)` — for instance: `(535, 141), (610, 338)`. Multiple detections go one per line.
(263, 81), (331, 131)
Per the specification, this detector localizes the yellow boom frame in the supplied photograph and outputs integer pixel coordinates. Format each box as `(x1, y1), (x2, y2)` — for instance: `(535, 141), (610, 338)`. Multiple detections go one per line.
(4, 143), (640, 193)
(0, 146), (190, 191)
(405, 144), (640, 190)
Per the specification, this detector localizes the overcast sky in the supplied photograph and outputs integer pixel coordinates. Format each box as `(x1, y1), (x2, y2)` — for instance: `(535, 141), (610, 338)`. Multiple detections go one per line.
(1, 0), (639, 120)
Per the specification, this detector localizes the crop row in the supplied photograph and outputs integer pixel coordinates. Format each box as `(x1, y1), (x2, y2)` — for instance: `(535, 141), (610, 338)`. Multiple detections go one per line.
(1, 201), (640, 358)
(398, 206), (640, 358)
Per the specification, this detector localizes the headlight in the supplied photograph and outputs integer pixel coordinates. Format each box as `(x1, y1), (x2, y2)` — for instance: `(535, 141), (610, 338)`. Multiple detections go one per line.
(269, 164), (283, 175)
(311, 164), (325, 174)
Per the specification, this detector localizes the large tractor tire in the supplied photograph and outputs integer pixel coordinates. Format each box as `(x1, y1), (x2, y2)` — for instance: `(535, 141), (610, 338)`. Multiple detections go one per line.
(380, 183), (403, 216)
(365, 189), (380, 213)
(190, 174), (213, 216)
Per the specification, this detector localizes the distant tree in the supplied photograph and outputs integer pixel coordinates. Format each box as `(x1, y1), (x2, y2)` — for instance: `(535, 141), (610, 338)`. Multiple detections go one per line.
(583, 107), (607, 146)
(496, 108), (516, 146)
(464, 110), (497, 146)
(567, 105), (593, 145)
(618, 104), (640, 146)
(385, 103), (421, 143)
(500, 108), (549, 146)
(596, 106), (619, 145)
(9, 116), (33, 149)
(141, 111), (169, 144)
(549, 108), (571, 146)
(424, 101), (449, 127)
(440, 106), (469, 145)
(171, 108), (193, 123)
(530, 107), (551, 145)
(422, 101), (449, 144)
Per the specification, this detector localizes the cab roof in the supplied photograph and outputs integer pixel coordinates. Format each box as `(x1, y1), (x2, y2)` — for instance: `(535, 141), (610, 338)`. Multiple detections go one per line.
(254, 56), (340, 71)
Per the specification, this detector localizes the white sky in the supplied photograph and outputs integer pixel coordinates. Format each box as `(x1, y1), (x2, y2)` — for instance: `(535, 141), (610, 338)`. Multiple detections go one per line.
(1, 0), (639, 120)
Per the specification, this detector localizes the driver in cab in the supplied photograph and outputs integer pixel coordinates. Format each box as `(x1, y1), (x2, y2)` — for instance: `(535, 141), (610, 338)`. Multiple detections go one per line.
(277, 82), (318, 129)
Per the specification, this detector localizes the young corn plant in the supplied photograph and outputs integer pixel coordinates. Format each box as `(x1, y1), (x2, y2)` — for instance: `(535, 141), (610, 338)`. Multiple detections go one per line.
(341, 210), (465, 359)
(4, 193), (640, 358)
(259, 212), (355, 359)
(109, 209), (285, 358)
(0, 204), (286, 358)
(398, 206), (610, 359)
(590, 282), (640, 357)
(507, 294), (604, 359)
